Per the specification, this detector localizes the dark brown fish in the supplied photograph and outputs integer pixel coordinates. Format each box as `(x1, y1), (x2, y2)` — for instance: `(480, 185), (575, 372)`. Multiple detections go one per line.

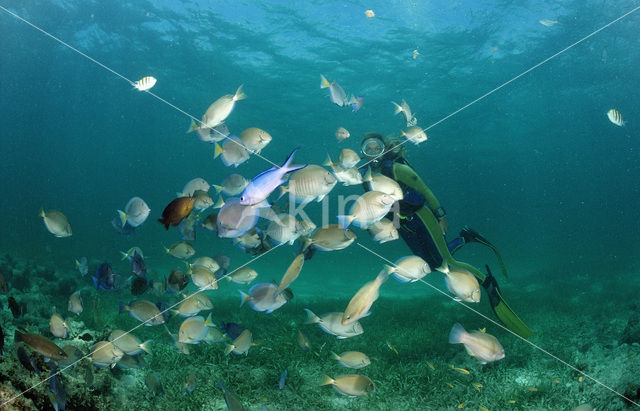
(15, 330), (67, 360)
(167, 269), (189, 293)
(158, 197), (195, 230)
(8, 296), (21, 318)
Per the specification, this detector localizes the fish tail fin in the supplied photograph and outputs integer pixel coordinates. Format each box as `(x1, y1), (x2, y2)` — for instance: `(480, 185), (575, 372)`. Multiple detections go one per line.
(157, 218), (169, 230)
(301, 237), (312, 252)
(303, 308), (319, 324)
(377, 269), (390, 284)
(118, 301), (127, 314)
(277, 185), (288, 200)
(336, 215), (354, 230)
(212, 184), (223, 193)
(140, 339), (153, 355)
(437, 261), (450, 275)
(38, 206), (45, 218)
(282, 147), (305, 173)
(449, 322), (466, 344)
(322, 154), (334, 167)
(364, 167), (373, 182)
(213, 197), (225, 209)
(214, 143), (223, 159)
(329, 351), (340, 361)
(74, 259), (80, 268)
(163, 245), (170, 255)
(234, 84), (247, 101)
(119, 251), (128, 261)
(224, 344), (234, 355)
(320, 375), (334, 386)
(391, 101), (403, 115)
(383, 265), (396, 275)
(204, 313), (214, 328)
(320, 74), (330, 89)
(117, 210), (127, 227)
(187, 119), (199, 134)
(238, 290), (251, 307)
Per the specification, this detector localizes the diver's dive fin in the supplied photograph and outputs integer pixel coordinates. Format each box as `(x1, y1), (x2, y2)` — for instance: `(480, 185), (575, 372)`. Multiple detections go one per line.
(482, 265), (532, 339)
(461, 227), (509, 279)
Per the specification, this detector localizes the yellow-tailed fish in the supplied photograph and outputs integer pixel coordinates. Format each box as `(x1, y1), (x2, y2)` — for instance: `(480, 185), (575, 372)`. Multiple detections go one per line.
(449, 323), (504, 364)
(426, 361), (435, 371)
(38, 207), (72, 238)
(386, 341), (398, 355)
(320, 374), (375, 397)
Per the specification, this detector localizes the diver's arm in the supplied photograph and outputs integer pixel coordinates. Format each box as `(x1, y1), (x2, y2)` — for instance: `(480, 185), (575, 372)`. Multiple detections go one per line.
(393, 163), (446, 232)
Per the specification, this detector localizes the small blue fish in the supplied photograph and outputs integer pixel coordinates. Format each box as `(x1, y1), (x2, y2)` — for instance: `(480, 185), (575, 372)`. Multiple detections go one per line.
(349, 95), (364, 113)
(240, 148), (306, 206)
(185, 373), (197, 394)
(111, 215), (135, 235)
(131, 251), (147, 280)
(48, 366), (66, 411)
(279, 368), (287, 390)
(92, 263), (117, 290)
(217, 381), (244, 411)
(221, 321), (244, 340)
(75, 257), (88, 276)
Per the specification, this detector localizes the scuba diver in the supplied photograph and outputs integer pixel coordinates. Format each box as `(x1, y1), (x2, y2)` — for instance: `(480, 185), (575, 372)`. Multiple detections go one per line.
(355, 132), (533, 339)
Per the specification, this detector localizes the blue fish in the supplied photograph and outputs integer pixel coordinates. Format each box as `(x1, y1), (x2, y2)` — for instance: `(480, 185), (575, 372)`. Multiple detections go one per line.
(111, 215), (135, 235)
(48, 366), (66, 411)
(131, 251), (147, 280)
(239, 148), (306, 206)
(75, 257), (88, 276)
(279, 368), (287, 390)
(92, 263), (116, 290)
(221, 321), (244, 340)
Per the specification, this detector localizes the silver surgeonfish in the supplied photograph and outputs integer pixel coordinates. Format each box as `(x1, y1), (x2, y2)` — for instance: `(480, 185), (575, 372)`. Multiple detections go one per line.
(304, 309), (363, 339)
(239, 127), (272, 154)
(39, 207), (72, 238)
(337, 191), (395, 229)
(320, 74), (348, 107)
(342, 271), (389, 325)
(279, 165), (337, 204)
(440, 263), (481, 303)
(321, 374), (375, 397)
(265, 214), (304, 245)
(449, 323), (505, 364)
(391, 99), (417, 127)
(303, 224), (356, 251)
(367, 218), (399, 243)
(188, 85), (246, 131)
(239, 282), (290, 314)
(214, 136), (250, 168)
(216, 198), (261, 238)
(214, 174), (249, 196)
(178, 178), (210, 197)
(117, 196), (150, 228)
(385, 255), (431, 283)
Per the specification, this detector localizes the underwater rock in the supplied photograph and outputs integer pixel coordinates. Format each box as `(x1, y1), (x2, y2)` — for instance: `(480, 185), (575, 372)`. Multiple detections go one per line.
(621, 313), (640, 345)
(0, 381), (36, 410)
(7, 296), (21, 318)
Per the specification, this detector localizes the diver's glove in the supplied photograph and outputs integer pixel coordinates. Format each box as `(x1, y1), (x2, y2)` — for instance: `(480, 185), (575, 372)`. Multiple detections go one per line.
(398, 189), (425, 217)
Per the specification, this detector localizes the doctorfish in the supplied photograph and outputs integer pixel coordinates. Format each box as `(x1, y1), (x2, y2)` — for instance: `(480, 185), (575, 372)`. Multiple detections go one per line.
(338, 191), (395, 229)
(303, 224), (357, 251)
(304, 309), (363, 339)
(279, 164), (337, 204)
(277, 253), (304, 292)
(449, 323), (505, 364)
(224, 329), (253, 355)
(440, 263), (481, 303)
(158, 197), (195, 230)
(320, 374), (375, 397)
(342, 271), (389, 325)
(38, 207), (72, 238)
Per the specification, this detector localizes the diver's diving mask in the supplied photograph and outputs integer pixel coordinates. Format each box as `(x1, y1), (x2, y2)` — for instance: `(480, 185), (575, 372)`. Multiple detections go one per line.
(361, 136), (385, 158)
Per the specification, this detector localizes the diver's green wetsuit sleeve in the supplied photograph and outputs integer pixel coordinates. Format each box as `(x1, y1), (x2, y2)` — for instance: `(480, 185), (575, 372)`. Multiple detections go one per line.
(393, 163), (533, 339)
(393, 163), (442, 214)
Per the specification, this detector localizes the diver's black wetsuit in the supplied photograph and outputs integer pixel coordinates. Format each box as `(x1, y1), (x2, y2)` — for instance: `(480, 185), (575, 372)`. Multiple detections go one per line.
(366, 157), (532, 339)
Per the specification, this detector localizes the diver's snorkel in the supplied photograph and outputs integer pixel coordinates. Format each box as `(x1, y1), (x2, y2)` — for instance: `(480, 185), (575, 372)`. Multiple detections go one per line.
(360, 134), (385, 165)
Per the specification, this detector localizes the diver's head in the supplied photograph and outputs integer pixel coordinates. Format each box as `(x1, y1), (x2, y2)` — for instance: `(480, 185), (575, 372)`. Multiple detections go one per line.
(360, 132), (407, 164)
(361, 133), (385, 160)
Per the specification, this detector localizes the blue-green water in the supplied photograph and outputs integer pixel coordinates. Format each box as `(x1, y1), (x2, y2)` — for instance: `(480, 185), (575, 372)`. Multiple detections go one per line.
(1, 1), (640, 410)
